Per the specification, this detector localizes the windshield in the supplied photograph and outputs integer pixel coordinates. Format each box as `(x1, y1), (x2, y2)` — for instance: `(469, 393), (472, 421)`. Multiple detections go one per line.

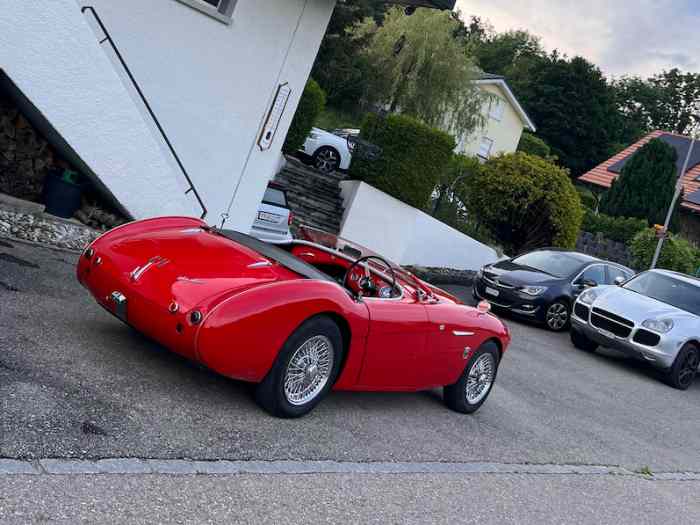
(262, 186), (287, 208)
(624, 272), (700, 316)
(511, 251), (585, 278)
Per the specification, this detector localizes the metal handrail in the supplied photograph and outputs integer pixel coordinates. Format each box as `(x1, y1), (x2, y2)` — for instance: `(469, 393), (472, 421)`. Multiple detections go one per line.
(81, 6), (207, 219)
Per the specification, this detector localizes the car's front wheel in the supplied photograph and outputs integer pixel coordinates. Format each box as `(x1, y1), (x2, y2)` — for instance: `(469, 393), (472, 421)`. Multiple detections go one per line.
(255, 316), (344, 418)
(545, 300), (570, 331)
(313, 146), (341, 174)
(570, 328), (598, 352)
(444, 342), (500, 414)
(664, 343), (699, 390)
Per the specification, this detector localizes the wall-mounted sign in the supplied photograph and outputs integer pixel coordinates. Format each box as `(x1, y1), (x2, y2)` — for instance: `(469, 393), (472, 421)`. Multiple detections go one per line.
(258, 82), (292, 151)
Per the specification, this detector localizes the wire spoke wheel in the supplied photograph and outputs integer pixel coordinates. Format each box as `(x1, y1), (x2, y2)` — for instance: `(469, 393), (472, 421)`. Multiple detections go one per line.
(546, 302), (569, 330)
(283, 335), (334, 406)
(466, 353), (496, 405)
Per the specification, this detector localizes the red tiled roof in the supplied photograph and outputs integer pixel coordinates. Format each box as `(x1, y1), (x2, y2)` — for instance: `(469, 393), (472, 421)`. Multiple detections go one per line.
(579, 130), (700, 213)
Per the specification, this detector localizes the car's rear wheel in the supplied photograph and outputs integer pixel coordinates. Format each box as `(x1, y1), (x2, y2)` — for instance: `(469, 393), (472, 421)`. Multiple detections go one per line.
(664, 343), (699, 390)
(545, 301), (570, 331)
(255, 316), (344, 418)
(444, 342), (500, 414)
(570, 328), (598, 352)
(313, 146), (340, 174)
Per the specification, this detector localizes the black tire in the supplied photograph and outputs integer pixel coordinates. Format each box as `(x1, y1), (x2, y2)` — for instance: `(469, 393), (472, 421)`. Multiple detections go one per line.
(255, 316), (344, 418)
(570, 328), (598, 352)
(544, 300), (570, 332)
(664, 343), (699, 390)
(444, 342), (500, 414)
(313, 146), (341, 174)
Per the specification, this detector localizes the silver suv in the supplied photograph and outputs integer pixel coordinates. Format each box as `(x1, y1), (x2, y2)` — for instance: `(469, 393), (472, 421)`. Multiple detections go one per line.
(570, 270), (700, 390)
(250, 183), (293, 244)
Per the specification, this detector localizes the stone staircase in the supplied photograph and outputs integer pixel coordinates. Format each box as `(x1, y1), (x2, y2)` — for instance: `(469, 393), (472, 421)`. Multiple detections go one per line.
(274, 158), (346, 235)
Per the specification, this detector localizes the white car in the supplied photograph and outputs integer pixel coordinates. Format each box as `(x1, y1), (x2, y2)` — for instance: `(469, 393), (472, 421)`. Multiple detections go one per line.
(300, 127), (357, 174)
(249, 183), (293, 244)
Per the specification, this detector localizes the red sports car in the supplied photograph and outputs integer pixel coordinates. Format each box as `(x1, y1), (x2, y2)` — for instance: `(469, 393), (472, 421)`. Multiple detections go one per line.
(77, 217), (510, 418)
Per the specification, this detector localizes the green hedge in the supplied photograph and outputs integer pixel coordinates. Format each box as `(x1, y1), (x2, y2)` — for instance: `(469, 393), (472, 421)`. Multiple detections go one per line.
(630, 229), (700, 274)
(582, 210), (647, 244)
(517, 132), (551, 158)
(283, 79), (326, 154)
(349, 113), (455, 209)
(462, 152), (583, 254)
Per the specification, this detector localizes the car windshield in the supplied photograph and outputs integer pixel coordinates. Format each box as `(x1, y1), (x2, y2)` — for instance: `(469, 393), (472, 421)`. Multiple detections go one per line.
(623, 272), (700, 316)
(511, 251), (585, 278)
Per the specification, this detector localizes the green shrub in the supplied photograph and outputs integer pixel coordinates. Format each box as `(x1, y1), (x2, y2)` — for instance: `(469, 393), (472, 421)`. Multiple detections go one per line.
(576, 185), (599, 210)
(283, 79), (326, 154)
(349, 113), (455, 209)
(581, 210), (647, 244)
(600, 138), (680, 229)
(463, 152), (584, 254)
(517, 132), (551, 158)
(630, 228), (700, 274)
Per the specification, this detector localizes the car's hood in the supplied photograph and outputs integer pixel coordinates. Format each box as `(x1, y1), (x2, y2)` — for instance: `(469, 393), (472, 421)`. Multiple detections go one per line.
(592, 286), (696, 324)
(486, 260), (559, 286)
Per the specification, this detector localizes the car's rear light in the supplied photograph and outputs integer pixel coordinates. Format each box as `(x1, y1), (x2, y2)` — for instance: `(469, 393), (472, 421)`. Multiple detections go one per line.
(288, 212), (294, 226)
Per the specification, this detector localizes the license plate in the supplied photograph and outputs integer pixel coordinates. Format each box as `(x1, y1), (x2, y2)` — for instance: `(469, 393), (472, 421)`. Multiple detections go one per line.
(257, 211), (282, 224)
(485, 287), (500, 297)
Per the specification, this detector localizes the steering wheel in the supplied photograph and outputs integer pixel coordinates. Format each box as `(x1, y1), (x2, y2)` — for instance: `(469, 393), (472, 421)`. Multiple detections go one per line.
(343, 255), (397, 298)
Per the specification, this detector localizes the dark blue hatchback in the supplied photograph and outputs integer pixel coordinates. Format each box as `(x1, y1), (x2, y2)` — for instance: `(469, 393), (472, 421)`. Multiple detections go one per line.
(473, 249), (635, 331)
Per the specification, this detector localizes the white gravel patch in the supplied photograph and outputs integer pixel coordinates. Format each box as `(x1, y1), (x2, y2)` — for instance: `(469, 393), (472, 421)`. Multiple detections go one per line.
(0, 209), (99, 252)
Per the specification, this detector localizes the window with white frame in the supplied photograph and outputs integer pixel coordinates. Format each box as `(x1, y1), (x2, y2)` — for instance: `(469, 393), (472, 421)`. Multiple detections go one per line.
(478, 137), (494, 159)
(175, 0), (236, 24)
(489, 97), (505, 121)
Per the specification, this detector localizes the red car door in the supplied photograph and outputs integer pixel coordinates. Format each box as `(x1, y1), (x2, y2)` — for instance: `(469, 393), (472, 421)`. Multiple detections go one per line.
(421, 301), (483, 388)
(357, 294), (430, 390)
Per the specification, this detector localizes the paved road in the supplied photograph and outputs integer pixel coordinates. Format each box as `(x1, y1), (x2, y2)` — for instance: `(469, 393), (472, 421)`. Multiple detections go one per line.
(1, 237), (699, 523)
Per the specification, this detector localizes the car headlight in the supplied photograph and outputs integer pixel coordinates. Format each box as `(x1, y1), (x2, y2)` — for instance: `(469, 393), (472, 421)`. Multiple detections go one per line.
(578, 288), (600, 305)
(642, 318), (674, 333)
(476, 268), (484, 279)
(519, 286), (547, 296)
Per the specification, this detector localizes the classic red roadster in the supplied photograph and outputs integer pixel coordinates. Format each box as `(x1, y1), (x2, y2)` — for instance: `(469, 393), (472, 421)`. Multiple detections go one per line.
(77, 217), (510, 418)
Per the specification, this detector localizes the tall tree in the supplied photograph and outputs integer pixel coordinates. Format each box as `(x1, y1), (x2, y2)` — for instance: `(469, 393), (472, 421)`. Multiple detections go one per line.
(600, 138), (680, 229)
(352, 8), (486, 138)
(615, 69), (700, 137)
(311, 1), (389, 108)
(508, 53), (622, 177)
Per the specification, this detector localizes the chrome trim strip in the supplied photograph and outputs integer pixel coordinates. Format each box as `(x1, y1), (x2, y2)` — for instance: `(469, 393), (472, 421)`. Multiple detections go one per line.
(247, 261), (272, 269)
(453, 330), (475, 336)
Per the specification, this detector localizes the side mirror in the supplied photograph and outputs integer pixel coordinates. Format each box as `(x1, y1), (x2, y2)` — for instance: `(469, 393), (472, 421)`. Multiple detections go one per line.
(614, 276), (625, 286)
(575, 278), (597, 288)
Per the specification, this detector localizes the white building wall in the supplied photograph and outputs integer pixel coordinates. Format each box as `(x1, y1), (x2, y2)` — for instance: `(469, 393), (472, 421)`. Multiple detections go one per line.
(77, 0), (336, 230)
(339, 181), (500, 270)
(0, 0), (196, 219)
(1, 0), (335, 228)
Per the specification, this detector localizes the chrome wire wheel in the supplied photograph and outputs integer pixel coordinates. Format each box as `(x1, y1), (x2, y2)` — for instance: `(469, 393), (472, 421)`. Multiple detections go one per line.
(678, 347), (699, 389)
(466, 353), (496, 405)
(283, 335), (334, 406)
(314, 148), (339, 174)
(546, 302), (569, 330)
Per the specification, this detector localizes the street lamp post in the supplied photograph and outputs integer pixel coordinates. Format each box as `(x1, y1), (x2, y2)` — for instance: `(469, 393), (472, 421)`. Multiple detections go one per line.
(650, 128), (698, 269)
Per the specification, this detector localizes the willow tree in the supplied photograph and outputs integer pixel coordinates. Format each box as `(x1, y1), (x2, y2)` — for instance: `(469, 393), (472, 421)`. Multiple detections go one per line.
(352, 8), (487, 138)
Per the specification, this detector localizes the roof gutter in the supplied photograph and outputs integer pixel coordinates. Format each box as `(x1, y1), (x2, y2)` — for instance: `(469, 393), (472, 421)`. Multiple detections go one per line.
(384, 0), (457, 10)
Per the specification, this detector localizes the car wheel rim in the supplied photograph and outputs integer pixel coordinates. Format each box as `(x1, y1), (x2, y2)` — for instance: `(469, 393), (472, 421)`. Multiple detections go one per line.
(284, 335), (334, 406)
(466, 353), (496, 404)
(678, 349), (699, 388)
(316, 150), (338, 173)
(546, 303), (568, 330)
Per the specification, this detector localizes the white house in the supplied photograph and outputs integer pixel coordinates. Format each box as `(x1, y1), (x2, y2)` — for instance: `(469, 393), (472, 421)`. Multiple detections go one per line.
(0, 0), (454, 232)
(457, 73), (536, 160)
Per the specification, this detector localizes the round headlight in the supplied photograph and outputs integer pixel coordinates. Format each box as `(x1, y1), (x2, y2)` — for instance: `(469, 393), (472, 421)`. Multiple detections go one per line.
(578, 288), (599, 305)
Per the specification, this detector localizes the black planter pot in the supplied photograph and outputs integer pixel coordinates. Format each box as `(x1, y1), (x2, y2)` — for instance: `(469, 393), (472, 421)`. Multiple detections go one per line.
(43, 170), (83, 218)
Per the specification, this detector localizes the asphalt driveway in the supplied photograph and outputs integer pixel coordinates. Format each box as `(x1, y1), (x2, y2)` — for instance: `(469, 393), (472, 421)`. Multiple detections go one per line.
(1, 237), (699, 473)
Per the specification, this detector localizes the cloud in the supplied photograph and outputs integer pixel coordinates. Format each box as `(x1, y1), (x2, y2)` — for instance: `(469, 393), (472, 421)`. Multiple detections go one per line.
(455, 0), (700, 78)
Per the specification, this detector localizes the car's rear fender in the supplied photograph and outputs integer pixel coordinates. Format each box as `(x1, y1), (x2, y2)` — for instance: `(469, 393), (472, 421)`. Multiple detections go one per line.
(194, 280), (369, 383)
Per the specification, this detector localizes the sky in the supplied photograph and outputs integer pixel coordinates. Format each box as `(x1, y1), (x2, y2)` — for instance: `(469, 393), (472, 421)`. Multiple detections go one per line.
(455, 0), (700, 78)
